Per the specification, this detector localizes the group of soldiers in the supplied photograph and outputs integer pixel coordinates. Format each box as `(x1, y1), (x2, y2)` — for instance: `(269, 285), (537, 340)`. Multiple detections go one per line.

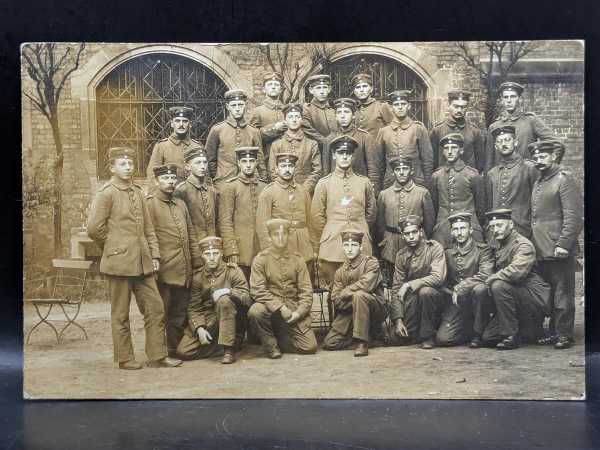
(87, 71), (583, 369)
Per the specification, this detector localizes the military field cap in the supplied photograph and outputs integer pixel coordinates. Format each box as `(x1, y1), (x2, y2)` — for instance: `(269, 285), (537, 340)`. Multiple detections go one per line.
(499, 81), (525, 96)
(266, 218), (291, 234)
(440, 133), (465, 147)
(169, 106), (194, 119)
(341, 228), (364, 244)
(447, 89), (471, 102)
(263, 72), (283, 83)
(333, 97), (358, 112)
(351, 73), (373, 87)
(283, 102), (303, 115)
(199, 236), (223, 251)
(528, 139), (564, 155)
(491, 125), (516, 139)
(108, 146), (136, 161)
(399, 214), (423, 230)
(389, 156), (413, 169)
(330, 135), (359, 154)
(307, 74), (331, 87)
(224, 89), (248, 102)
(448, 212), (472, 225)
(485, 208), (513, 221)
(275, 152), (299, 165)
(153, 163), (180, 178)
(387, 90), (412, 103)
(183, 145), (207, 162)
(235, 147), (259, 160)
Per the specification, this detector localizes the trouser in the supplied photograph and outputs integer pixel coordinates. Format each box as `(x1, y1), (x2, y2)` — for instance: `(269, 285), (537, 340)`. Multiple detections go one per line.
(157, 282), (189, 355)
(389, 286), (445, 344)
(248, 303), (318, 354)
(317, 260), (343, 290)
(107, 274), (167, 363)
(435, 283), (493, 346)
(176, 295), (245, 360)
(322, 291), (387, 350)
(538, 256), (576, 340)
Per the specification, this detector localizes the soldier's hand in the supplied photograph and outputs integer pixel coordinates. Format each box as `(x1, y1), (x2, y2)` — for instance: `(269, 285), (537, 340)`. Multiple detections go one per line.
(554, 246), (570, 259)
(452, 290), (459, 306)
(394, 319), (409, 337)
(228, 255), (239, 266)
(485, 275), (498, 287)
(286, 311), (300, 324)
(398, 283), (410, 301)
(279, 305), (292, 321)
(196, 327), (212, 345)
(152, 258), (160, 273)
(274, 121), (288, 132)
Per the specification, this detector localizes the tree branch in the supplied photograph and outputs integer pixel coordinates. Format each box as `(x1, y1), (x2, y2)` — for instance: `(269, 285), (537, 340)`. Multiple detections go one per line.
(55, 43), (85, 104)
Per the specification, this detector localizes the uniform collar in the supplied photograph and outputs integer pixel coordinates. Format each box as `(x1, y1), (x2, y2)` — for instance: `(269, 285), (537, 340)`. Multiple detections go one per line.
(500, 107), (523, 122)
(155, 189), (176, 204)
(284, 130), (304, 141)
(186, 175), (209, 190)
(310, 98), (331, 109)
(275, 178), (297, 189)
(237, 174), (259, 185)
(269, 248), (289, 260)
(451, 238), (475, 256)
(110, 176), (135, 190)
(346, 253), (366, 269)
(498, 153), (522, 169)
(358, 97), (375, 107)
(539, 164), (561, 181)
(444, 159), (466, 172)
(408, 239), (426, 256)
(333, 166), (355, 178)
(206, 261), (227, 277)
(225, 116), (247, 128)
(446, 116), (466, 129)
(338, 124), (357, 134)
(391, 117), (413, 130)
(393, 180), (415, 192)
(168, 132), (191, 146)
(263, 98), (283, 110)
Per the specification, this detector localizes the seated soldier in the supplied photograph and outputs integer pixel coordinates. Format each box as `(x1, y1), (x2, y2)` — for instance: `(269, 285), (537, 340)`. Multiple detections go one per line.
(435, 212), (495, 348)
(389, 215), (447, 349)
(248, 218), (318, 358)
(176, 237), (251, 364)
(483, 209), (551, 350)
(322, 228), (387, 357)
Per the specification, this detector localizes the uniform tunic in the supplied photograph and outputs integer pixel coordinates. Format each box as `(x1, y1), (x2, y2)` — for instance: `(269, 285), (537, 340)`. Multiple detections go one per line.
(146, 133), (201, 183)
(429, 117), (486, 172)
(248, 98), (286, 165)
(256, 179), (313, 262)
(353, 97), (394, 140)
(301, 98), (336, 146)
(311, 168), (377, 263)
(174, 176), (219, 241)
(205, 117), (267, 184)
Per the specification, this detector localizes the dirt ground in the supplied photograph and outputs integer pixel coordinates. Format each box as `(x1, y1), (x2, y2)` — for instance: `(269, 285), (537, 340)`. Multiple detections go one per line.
(23, 279), (586, 400)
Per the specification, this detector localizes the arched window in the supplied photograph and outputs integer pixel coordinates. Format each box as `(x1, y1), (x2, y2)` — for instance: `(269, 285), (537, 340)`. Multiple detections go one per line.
(95, 53), (228, 178)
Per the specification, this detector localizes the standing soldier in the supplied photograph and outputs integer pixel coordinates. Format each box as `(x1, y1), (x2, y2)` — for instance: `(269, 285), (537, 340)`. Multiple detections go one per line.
(435, 213), (495, 348)
(146, 106), (200, 184)
(486, 81), (554, 170)
(483, 209), (551, 350)
(431, 133), (486, 249)
(174, 146), (219, 241)
(351, 73), (394, 140)
(530, 141), (583, 349)
(268, 103), (321, 194)
(249, 72), (288, 168)
(87, 147), (181, 369)
(429, 89), (485, 172)
(311, 136), (377, 289)
(218, 147), (267, 281)
(205, 89), (268, 187)
(257, 153), (313, 267)
(249, 219), (318, 358)
(390, 215), (447, 349)
(302, 74), (336, 159)
(176, 237), (251, 364)
(322, 229), (388, 357)
(375, 156), (435, 286)
(372, 90), (434, 193)
(146, 163), (203, 357)
(486, 125), (538, 239)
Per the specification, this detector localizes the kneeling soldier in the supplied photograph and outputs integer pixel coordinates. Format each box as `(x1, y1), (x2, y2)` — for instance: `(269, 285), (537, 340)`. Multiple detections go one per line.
(322, 229), (387, 357)
(435, 212), (495, 348)
(249, 219), (317, 358)
(390, 215), (447, 349)
(176, 237), (251, 364)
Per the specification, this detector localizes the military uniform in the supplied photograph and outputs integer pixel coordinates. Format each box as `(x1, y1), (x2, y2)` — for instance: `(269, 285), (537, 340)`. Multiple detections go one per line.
(87, 149), (168, 364)
(248, 97), (285, 166)
(174, 172), (219, 241)
(430, 117), (486, 172)
(350, 73), (394, 140)
(301, 75), (336, 150)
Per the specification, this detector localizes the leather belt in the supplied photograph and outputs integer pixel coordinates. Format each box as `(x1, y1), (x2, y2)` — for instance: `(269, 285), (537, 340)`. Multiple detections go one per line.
(290, 220), (307, 229)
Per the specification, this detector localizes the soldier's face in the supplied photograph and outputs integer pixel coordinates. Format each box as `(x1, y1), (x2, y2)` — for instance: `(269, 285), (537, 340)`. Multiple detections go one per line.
(156, 173), (178, 193)
(402, 225), (422, 248)
(391, 100), (411, 119)
(285, 111), (302, 131)
(443, 144), (464, 164)
(451, 221), (472, 244)
(532, 151), (556, 172)
(171, 117), (190, 136)
(264, 80), (283, 98)
(393, 165), (413, 185)
(353, 82), (373, 101)
(187, 156), (208, 178)
(309, 84), (330, 102)
(269, 229), (289, 250)
(334, 150), (354, 169)
(227, 100), (246, 120)
(238, 156), (258, 176)
(202, 248), (222, 269)
(277, 161), (296, 181)
(110, 157), (135, 181)
(495, 133), (518, 156)
(448, 99), (468, 120)
(501, 90), (520, 112)
(489, 219), (513, 241)
(336, 107), (354, 128)
(342, 240), (362, 260)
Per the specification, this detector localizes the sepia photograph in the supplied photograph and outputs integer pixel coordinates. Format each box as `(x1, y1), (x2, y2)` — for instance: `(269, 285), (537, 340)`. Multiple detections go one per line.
(21, 40), (585, 400)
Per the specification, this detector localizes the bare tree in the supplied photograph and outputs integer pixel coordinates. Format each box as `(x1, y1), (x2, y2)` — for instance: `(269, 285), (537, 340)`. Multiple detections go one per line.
(454, 41), (539, 127)
(258, 43), (337, 103)
(22, 43), (86, 257)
